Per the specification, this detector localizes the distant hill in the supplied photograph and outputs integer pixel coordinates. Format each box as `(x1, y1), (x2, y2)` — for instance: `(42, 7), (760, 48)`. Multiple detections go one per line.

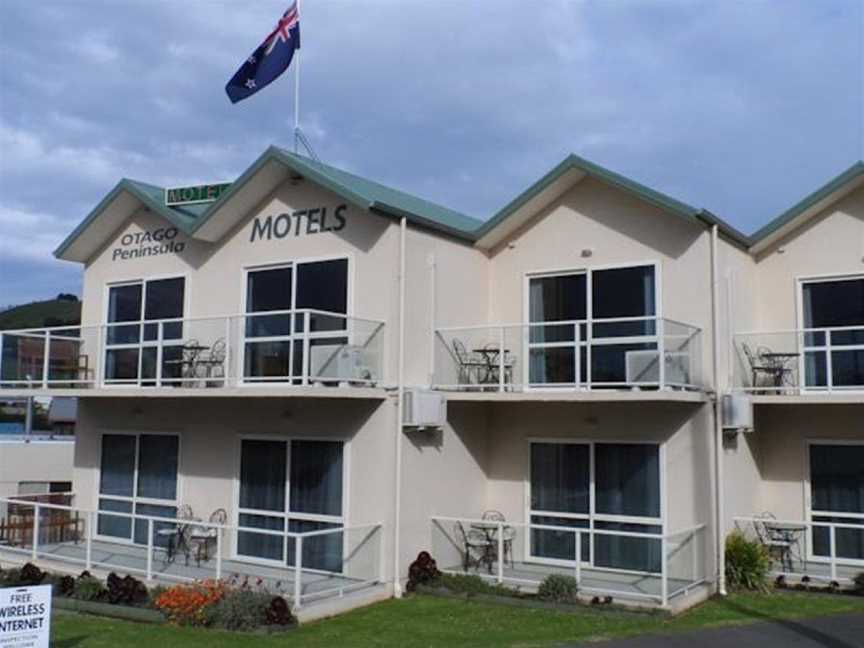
(0, 295), (81, 330)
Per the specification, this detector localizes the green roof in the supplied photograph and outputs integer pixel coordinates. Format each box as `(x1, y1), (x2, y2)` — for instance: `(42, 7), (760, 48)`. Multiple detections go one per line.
(56, 146), (759, 260)
(749, 161), (864, 246)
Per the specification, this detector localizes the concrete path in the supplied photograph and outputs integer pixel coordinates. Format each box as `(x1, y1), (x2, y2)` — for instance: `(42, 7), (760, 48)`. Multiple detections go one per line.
(570, 612), (864, 647)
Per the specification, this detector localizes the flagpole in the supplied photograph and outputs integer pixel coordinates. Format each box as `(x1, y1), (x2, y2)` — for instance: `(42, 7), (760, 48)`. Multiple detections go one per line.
(293, 0), (301, 153)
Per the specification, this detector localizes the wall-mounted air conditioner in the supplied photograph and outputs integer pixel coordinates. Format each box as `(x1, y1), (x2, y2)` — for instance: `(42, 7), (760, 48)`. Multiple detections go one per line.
(721, 393), (754, 431)
(403, 389), (447, 429)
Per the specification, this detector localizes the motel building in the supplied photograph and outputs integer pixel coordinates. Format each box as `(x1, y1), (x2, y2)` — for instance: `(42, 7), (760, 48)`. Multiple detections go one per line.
(0, 147), (861, 620)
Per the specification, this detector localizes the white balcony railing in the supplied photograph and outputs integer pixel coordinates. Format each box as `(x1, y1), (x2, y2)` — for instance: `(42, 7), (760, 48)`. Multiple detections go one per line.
(0, 495), (383, 609)
(733, 516), (864, 584)
(430, 515), (706, 607)
(733, 326), (864, 394)
(433, 316), (702, 392)
(0, 309), (385, 391)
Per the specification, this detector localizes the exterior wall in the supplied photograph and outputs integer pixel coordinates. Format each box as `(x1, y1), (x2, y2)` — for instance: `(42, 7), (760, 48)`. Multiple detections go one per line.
(0, 439), (74, 498)
(485, 178), (715, 384)
(717, 237), (758, 391)
(72, 396), (397, 577)
(753, 186), (864, 332)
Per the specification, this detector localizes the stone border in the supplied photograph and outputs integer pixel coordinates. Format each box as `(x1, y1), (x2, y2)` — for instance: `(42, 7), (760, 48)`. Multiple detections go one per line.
(54, 597), (166, 624)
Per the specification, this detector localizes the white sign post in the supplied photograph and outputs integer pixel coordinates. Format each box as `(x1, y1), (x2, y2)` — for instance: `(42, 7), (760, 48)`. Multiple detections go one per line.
(0, 585), (52, 648)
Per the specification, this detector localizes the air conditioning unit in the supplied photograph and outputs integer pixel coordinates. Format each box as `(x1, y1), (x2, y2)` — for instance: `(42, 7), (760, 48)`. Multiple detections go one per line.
(403, 389), (447, 429)
(722, 393), (754, 431)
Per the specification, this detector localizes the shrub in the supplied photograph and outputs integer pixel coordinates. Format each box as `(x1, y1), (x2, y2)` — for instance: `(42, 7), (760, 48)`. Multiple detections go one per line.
(154, 580), (227, 626)
(19, 563), (45, 586)
(106, 572), (149, 606)
(436, 573), (517, 597)
(265, 596), (294, 626)
(853, 572), (864, 595)
(201, 589), (273, 631)
(725, 531), (772, 592)
(537, 574), (579, 603)
(406, 551), (441, 592)
(72, 575), (107, 602)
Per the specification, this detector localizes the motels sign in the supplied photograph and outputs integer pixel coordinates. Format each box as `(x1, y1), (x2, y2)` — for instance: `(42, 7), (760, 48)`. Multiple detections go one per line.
(164, 183), (231, 206)
(250, 204), (348, 242)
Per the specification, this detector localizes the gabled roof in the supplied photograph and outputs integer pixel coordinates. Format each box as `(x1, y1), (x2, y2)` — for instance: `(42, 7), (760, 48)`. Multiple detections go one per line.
(749, 161), (864, 254)
(473, 154), (750, 250)
(54, 147), (483, 261)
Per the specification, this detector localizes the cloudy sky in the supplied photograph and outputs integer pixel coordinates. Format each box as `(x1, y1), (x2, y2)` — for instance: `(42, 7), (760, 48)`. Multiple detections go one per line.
(0, 0), (862, 306)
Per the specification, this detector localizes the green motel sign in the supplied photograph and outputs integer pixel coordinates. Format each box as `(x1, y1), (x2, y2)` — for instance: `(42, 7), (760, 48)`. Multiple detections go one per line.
(164, 182), (231, 206)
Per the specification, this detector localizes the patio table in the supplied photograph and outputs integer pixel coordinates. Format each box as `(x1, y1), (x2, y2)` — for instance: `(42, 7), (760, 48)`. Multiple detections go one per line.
(472, 348), (511, 387)
(763, 521), (807, 572)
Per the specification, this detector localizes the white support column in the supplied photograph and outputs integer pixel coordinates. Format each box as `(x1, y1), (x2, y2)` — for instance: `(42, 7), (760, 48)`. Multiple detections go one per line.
(86, 511), (94, 570)
(496, 522), (504, 583)
(224, 317), (232, 387)
(146, 519), (154, 581)
(216, 529), (223, 580)
(156, 322), (164, 387)
(32, 504), (40, 561)
(829, 525), (838, 582)
(293, 536), (304, 609)
(42, 332), (51, 388)
(660, 535), (668, 607)
(302, 312), (311, 386)
(574, 530), (581, 585)
(657, 318), (666, 390)
(498, 328), (505, 392)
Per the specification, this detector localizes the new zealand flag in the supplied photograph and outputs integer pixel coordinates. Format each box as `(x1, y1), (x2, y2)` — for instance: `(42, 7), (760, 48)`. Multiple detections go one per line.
(226, 4), (300, 104)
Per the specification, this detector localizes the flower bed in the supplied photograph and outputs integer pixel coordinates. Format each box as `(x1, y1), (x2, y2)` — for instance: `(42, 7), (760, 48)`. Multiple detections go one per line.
(0, 562), (296, 632)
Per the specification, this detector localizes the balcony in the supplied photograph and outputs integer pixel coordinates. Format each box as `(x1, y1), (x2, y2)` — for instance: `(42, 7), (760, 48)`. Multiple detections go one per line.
(733, 327), (864, 397)
(433, 317), (703, 398)
(0, 310), (385, 396)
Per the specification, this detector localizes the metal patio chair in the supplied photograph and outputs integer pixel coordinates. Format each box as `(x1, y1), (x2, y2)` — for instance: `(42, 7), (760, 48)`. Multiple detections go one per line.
(480, 510), (516, 567)
(742, 343), (786, 392)
(187, 508), (227, 566)
(753, 512), (798, 572)
(452, 339), (485, 387)
(454, 521), (495, 574)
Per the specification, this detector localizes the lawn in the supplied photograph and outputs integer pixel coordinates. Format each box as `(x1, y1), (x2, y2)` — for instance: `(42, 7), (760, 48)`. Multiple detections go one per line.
(49, 591), (864, 648)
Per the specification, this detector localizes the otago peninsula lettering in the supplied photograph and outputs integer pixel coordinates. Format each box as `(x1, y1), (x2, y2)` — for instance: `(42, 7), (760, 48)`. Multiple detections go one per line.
(250, 204), (348, 242)
(112, 227), (185, 261)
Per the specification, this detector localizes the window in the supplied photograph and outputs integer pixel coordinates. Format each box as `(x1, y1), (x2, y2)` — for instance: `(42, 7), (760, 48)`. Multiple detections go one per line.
(529, 442), (662, 573)
(528, 265), (657, 387)
(236, 438), (344, 572)
(98, 434), (179, 545)
(104, 277), (185, 385)
(809, 443), (864, 562)
(243, 259), (349, 382)
(801, 277), (864, 389)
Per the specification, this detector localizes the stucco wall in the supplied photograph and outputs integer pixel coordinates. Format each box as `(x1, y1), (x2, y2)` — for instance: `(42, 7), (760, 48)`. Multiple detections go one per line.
(0, 439), (74, 497)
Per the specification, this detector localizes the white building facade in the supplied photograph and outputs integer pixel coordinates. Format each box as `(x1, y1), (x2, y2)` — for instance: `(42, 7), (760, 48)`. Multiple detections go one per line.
(0, 148), (861, 618)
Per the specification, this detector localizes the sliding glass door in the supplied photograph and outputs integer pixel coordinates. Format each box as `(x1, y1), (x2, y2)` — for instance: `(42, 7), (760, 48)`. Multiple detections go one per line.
(529, 441), (662, 573)
(527, 264), (657, 388)
(236, 438), (344, 572)
(97, 433), (179, 546)
(104, 277), (185, 385)
(243, 259), (348, 383)
(801, 277), (864, 390)
(809, 443), (864, 564)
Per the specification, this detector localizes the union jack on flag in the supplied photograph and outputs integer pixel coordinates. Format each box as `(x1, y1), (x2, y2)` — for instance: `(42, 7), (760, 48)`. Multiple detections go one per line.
(226, 3), (300, 104)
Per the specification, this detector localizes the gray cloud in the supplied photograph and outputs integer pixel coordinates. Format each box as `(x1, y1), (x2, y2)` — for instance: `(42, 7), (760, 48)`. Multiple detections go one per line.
(0, 0), (862, 305)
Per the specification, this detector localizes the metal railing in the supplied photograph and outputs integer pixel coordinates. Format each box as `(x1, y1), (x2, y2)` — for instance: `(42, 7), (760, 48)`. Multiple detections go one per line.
(0, 309), (385, 392)
(0, 496), (383, 609)
(733, 326), (864, 394)
(430, 515), (706, 607)
(433, 316), (702, 392)
(734, 515), (864, 583)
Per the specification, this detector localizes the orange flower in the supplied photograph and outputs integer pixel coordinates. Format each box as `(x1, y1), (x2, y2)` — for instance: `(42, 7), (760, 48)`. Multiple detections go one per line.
(154, 580), (227, 626)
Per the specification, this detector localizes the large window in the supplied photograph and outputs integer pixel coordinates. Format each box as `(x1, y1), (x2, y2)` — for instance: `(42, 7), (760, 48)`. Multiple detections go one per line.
(528, 265), (657, 387)
(104, 277), (185, 385)
(529, 441), (662, 573)
(801, 277), (864, 389)
(243, 259), (348, 382)
(809, 443), (864, 562)
(98, 433), (179, 545)
(236, 438), (344, 572)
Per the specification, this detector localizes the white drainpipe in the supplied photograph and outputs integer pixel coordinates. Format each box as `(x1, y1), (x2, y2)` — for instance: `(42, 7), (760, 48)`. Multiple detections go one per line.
(710, 224), (727, 596)
(392, 216), (407, 597)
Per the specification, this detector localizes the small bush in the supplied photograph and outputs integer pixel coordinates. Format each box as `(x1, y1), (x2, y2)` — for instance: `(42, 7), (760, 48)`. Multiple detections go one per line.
(406, 551), (441, 592)
(154, 580), (227, 626)
(72, 575), (107, 602)
(202, 589), (273, 631)
(726, 531), (772, 592)
(853, 572), (864, 595)
(265, 596), (294, 626)
(537, 574), (579, 603)
(106, 572), (148, 606)
(19, 563), (45, 586)
(436, 572), (517, 597)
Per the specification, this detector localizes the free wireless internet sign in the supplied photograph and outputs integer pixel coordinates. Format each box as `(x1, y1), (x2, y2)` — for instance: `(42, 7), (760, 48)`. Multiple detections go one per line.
(0, 585), (52, 648)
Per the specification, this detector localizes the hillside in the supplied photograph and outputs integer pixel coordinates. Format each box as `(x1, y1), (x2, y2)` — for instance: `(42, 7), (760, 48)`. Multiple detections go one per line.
(0, 296), (81, 330)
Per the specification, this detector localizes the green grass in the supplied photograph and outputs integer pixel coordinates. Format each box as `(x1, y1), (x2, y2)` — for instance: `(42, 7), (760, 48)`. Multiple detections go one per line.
(49, 591), (864, 647)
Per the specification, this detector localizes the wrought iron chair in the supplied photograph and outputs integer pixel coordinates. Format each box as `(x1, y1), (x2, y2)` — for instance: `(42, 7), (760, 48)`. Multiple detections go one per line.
(187, 508), (228, 566)
(454, 521), (495, 573)
(742, 343), (786, 392)
(452, 339), (485, 387)
(753, 511), (797, 572)
(481, 510), (516, 567)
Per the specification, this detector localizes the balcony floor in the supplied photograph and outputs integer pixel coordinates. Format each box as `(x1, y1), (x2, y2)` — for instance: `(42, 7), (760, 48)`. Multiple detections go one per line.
(0, 385), (388, 400)
(441, 388), (707, 404)
(0, 539), (375, 604)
